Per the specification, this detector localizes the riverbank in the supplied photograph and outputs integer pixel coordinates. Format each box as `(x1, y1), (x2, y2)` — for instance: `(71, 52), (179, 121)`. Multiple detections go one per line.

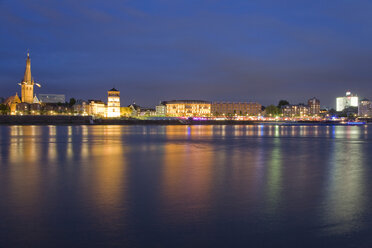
(0, 115), (92, 125)
(0, 115), (369, 125)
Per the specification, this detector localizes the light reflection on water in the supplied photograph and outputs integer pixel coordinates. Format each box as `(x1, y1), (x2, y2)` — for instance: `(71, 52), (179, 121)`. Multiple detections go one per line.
(0, 125), (371, 247)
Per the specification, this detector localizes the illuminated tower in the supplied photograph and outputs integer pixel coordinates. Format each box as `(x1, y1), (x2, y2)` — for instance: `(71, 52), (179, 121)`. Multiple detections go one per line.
(19, 52), (41, 103)
(107, 88), (120, 118)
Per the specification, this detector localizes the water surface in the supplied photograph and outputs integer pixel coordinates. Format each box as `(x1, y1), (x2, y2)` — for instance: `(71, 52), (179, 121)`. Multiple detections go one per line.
(0, 125), (371, 247)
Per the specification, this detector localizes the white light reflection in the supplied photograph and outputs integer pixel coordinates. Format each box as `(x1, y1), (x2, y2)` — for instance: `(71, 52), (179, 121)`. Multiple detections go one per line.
(323, 126), (366, 234)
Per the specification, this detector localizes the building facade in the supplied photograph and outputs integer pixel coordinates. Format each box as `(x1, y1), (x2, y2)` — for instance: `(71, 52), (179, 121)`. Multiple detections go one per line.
(107, 88), (120, 118)
(155, 104), (167, 116)
(4, 93), (21, 115)
(73, 100), (88, 115)
(282, 104), (310, 117)
(336, 91), (358, 112)
(164, 100), (211, 117)
(211, 102), (261, 116)
(88, 100), (106, 117)
(308, 97), (320, 116)
(358, 98), (372, 117)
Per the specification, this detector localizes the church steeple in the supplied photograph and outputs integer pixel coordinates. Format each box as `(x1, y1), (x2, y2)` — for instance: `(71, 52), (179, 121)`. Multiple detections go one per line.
(20, 51), (36, 103)
(23, 52), (33, 84)
(19, 51), (41, 103)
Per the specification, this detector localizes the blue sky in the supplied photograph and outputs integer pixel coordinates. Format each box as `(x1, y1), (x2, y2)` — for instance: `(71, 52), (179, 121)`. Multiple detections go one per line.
(1, 0), (372, 107)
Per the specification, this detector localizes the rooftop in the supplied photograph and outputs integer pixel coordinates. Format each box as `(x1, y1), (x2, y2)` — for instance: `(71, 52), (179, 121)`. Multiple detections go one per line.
(162, 100), (211, 104)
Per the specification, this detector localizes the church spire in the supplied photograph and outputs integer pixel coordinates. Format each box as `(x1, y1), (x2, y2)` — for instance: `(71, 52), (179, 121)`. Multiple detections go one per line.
(23, 51), (32, 84)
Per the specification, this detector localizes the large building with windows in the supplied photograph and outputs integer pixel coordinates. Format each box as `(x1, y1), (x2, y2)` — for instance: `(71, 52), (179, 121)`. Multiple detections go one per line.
(155, 104), (167, 116)
(163, 100), (211, 117)
(282, 104), (310, 117)
(211, 102), (261, 116)
(336, 91), (358, 111)
(358, 98), (372, 117)
(107, 88), (120, 118)
(308, 97), (320, 116)
(88, 100), (106, 117)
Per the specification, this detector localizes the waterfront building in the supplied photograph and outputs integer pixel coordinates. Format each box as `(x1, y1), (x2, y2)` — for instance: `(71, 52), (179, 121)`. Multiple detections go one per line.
(129, 103), (141, 116)
(139, 107), (156, 116)
(211, 102), (261, 116)
(107, 88), (120, 118)
(320, 109), (330, 117)
(358, 98), (372, 117)
(73, 100), (89, 115)
(41, 103), (71, 115)
(308, 97), (320, 116)
(4, 93), (21, 115)
(30, 103), (41, 115)
(282, 104), (310, 117)
(156, 104), (167, 116)
(127, 103), (156, 117)
(39, 94), (65, 103)
(163, 100), (211, 117)
(336, 91), (358, 112)
(19, 52), (41, 103)
(16, 102), (30, 114)
(88, 100), (106, 117)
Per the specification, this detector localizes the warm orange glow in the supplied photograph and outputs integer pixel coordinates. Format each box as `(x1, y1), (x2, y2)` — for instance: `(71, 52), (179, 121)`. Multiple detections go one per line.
(165, 101), (211, 117)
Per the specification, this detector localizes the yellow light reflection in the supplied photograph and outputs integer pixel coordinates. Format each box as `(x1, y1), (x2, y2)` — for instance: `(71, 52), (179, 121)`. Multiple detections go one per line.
(160, 125), (213, 223)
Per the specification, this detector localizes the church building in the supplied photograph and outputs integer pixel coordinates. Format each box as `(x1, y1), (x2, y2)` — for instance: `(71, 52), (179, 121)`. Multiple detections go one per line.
(19, 52), (41, 103)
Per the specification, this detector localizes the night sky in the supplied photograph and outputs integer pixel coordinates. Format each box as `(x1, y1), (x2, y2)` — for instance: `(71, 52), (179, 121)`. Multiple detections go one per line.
(1, 0), (372, 107)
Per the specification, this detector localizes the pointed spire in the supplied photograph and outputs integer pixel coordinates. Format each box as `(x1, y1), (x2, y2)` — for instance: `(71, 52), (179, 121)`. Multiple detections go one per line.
(23, 51), (32, 83)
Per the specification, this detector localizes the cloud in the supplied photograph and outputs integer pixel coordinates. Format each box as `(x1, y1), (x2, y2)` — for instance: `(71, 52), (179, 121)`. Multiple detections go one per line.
(1, 0), (372, 107)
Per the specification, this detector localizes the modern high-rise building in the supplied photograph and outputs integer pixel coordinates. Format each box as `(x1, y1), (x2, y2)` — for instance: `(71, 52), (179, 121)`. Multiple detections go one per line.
(107, 88), (120, 118)
(336, 91), (358, 112)
(19, 52), (41, 103)
(308, 97), (320, 116)
(358, 98), (372, 117)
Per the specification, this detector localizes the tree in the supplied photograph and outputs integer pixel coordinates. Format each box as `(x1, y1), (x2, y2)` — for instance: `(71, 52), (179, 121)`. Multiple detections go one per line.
(120, 107), (133, 117)
(339, 106), (358, 118)
(69, 98), (76, 107)
(277, 100), (289, 108)
(328, 108), (337, 116)
(265, 105), (281, 116)
(0, 104), (10, 115)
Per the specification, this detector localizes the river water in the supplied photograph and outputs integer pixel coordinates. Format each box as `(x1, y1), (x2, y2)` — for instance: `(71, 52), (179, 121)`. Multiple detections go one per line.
(0, 125), (371, 247)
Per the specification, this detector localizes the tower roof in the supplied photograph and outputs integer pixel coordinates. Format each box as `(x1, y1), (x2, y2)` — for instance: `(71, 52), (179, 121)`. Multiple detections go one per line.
(109, 88), (119, 92)
(23, 52), (32, 83)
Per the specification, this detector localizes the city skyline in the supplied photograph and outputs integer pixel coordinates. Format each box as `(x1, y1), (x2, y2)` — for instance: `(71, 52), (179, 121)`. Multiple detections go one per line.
(2, 1), (372, 107)
(2, 51), (368, 110)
